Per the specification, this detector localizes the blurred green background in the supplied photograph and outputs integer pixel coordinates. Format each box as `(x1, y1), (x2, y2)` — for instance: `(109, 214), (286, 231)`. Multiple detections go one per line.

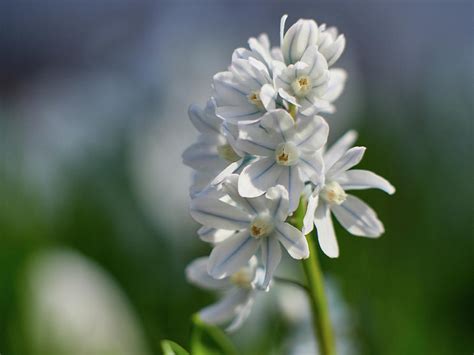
(1, 1), (472, 354)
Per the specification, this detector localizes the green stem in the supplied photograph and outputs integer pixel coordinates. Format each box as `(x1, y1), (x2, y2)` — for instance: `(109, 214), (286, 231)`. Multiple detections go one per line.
(288, 103), (297, 120)
(291, 197), (336, 355)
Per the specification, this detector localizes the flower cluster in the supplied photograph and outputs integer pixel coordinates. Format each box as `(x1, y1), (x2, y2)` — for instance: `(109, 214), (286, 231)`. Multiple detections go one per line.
(183, 15), (394, 331)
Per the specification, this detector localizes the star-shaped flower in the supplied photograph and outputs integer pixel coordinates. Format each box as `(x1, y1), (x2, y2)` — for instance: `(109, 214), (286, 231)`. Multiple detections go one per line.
(275, 46), (331, 115)
(182, 99), (245, 197)
(186, 256), (262, 332)
(303, 131), (396, 258)
(236, 109), (329, 211)
(213, 57), (276, 125)
(190, 176), (309, 289)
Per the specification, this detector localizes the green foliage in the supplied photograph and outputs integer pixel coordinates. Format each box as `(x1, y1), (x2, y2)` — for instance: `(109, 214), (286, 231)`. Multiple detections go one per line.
(190, 315), (238, 355)
(161, 340), (189, 355)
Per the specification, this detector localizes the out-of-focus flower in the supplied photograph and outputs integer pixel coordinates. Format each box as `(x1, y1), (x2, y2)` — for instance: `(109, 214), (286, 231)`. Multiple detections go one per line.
(303, 131), (395, 257)
(186, 256), (264, 332)
(190, 177), (309, 289)
(23, 249), (150, 355)
(237, 109), (328, 211)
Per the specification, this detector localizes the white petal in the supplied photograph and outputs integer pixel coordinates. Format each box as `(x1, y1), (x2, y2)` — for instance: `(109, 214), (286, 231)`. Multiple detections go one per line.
(321, 34), (345, 66)
(266, 185), (290, 221)
(335, 169), (395, 194)
(302, 192), (318, 235)
(276, 165), (304, 212)
(275, 223), (309, 259)
(232, 47), (252, 62)
(326, 146), (366, 178)
(216, 105), (263, 125)
(323, 68), (347, 102)
(190, 197), (251, 230)
(300, 46), (328, 79)
(274, 66), (293, 91)
(277, 88), (299, 106)
(331, 194), (385, 237)
(280, 14), (288, 47)
(323, 130), (358, 169)
(299, 95), (331, 115)
(213, 71), (249, 106)
(298, 152), (324, 185)
(261, 237), (282, 290)
(260, 109), (296, 142)
(238, 123), (278, 157)
(282, 19), (319, 65)
(190, 171), (214, 198)
(186, 257), (231, 290)
(256, 33), (270, 50)
(182, 142), (227, 172)
(221, 122), (244, 155)
(199, 288), (250, 325)
(188, 101), (222, 135)
(271, 48), (284, 62)
(221, 174), (262, 215)
(198, 227), (236, 243)
(238, 157), (283, 197)
(225, 292), (256, 332)
(208, 231), (260, 278)
(210, 160), (243, 187)
(314, 201), (339, 258)
(294, 115), (329, 152)
(231, 58), (269, 89)
(259, 83), (276, 111)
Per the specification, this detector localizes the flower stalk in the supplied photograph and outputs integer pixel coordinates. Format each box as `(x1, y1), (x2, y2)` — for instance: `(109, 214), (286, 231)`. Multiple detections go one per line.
(291, 197), (336, 355)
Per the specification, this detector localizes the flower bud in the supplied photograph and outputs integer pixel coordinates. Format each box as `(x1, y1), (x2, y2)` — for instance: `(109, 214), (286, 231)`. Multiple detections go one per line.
(318, 25), (346, 66)
(281, 18), (319, 65)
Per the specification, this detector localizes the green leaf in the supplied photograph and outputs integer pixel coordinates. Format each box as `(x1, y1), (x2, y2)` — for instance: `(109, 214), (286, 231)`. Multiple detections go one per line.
(191, 314), (238, 355)
(161, 340), (189, 355)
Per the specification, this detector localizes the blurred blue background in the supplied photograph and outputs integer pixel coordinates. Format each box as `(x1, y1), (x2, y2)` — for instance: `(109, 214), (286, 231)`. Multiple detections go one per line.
(1, 1), (473, 354)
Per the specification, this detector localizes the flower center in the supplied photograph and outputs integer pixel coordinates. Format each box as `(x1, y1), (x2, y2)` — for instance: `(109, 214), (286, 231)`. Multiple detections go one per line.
(320, 181), (347, 205)
(291, 75), (312, 97)
(247, 90), (265, 110)
(230, 267), (253, 288)
(249, 213), (274, 238)
(275, 142), (300, 166)
(217, 143), (240, 162)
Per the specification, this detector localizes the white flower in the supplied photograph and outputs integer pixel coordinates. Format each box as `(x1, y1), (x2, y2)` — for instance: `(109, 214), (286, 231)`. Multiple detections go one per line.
(280, 15), (319, 66)
(213, 57), (276, 125)
(303, 131), (396, 258)
(232, 33), (283, 75)
(275, 46), (331, 115)
(280, 15), (346, 68)
(186, 256), (261, 332)
(321, 68), (347, 114)
(190, 177), (309, 289)
(236, 109), (329, 211)
(317, 24), (346, 67)
(182, 99), (245, 196)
